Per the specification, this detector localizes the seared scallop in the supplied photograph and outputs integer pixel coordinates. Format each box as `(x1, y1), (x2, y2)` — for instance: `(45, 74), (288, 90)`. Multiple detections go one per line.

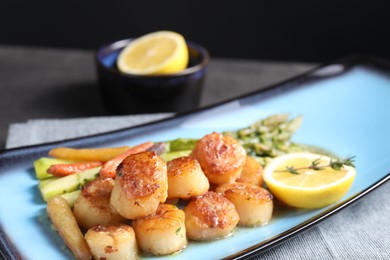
(216, 182), (273, 227)
(132, 204), (187, 255)
(85, 224), (138, 260)
(73, 178), (126, 229)
(167, 157), (209, 200)
(184, 191), (239, 241)
(191, 132), (246, 185)
(236, 156), (264, 186)
(110, 151), (168, 219)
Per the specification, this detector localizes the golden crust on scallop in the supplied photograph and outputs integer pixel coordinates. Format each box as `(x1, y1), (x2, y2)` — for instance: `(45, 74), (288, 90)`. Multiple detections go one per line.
(132, 204), (187, 255)
(191, 132), (246, 185)
(80, 178), (114, 205)
(217, 182), (273, 201)
(216, 182), (273, 227)
(236, 156), (264, 186)
(167, 157), (209, 199)
(116, 151), (166, 198)
(184, 191), (239, 241)
(73, 178), (125, 229)
(85, 224), (138, 260)
(135, 203), (185, 222)
(167, 156), (198, 176)
(110, 151), (168, 219)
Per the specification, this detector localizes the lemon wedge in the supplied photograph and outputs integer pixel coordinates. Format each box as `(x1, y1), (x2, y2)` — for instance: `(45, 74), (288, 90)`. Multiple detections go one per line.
(263, 153), (356, 208)
(116, 31), (189, 75)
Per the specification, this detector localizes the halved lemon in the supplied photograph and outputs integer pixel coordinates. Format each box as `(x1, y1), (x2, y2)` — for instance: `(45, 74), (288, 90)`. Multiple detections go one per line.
(116, 31), (189, 75)
(263, 153), (356, 208)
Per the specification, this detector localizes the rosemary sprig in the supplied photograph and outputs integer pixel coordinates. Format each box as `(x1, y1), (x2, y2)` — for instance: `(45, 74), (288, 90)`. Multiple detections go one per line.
(281, 155), (356, 174)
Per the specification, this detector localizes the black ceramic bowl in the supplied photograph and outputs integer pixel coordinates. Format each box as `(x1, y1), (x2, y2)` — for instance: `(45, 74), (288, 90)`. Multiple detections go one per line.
(95, 38), (210, 114)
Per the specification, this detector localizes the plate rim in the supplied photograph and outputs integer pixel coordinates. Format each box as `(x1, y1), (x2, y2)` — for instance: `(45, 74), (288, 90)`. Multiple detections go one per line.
(1, 53), (389, 154)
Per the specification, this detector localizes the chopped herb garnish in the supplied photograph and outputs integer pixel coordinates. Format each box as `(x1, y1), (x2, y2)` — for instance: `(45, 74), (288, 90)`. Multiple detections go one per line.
(223, 114), (305, 165)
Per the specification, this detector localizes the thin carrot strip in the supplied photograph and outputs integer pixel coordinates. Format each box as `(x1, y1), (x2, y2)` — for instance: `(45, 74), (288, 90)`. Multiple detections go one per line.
(47, 161), (103, 177)
(99, 141), (154, 179)
(48, 146), (131, 162)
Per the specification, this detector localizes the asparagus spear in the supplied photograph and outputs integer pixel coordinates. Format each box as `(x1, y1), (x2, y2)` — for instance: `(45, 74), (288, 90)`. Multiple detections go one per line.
(166, 138), (198, 152)
(223, 114), (305, 165)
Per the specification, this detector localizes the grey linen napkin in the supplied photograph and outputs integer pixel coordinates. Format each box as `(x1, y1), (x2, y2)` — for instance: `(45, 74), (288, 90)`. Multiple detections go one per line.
(6, 115), (390, 259)
(5, 114), (172, 149)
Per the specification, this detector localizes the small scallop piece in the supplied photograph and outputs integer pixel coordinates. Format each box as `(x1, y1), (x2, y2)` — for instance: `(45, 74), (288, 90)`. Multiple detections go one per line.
(236, 156), (264, 187)
(167, 156), (210, 200)
(191, 132), (246, 185)
(184, 191), (239, 241)
(216, 182), (273, 227)
(110, 151), (168, 219)
(85, 224), (138, 260)
(132, 204), (187, 255)
(73, 178), (126, 229)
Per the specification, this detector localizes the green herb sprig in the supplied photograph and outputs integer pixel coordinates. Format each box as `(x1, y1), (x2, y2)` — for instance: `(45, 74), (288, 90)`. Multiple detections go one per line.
(281, 155), (356, 175)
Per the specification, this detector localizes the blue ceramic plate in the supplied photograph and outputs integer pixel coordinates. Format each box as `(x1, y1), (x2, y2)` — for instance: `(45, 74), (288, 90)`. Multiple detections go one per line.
(1, 55), (390, 260)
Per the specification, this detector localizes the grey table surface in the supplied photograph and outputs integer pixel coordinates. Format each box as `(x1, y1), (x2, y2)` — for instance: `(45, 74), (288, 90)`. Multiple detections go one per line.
(0, 44), (316, 150)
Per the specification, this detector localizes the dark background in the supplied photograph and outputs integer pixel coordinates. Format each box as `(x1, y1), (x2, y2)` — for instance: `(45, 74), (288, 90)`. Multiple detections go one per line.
(1, 1), (390, 62)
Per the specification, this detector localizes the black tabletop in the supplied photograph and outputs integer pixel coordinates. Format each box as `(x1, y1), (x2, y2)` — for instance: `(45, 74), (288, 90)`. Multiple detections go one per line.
(0, 44), (315, 149)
